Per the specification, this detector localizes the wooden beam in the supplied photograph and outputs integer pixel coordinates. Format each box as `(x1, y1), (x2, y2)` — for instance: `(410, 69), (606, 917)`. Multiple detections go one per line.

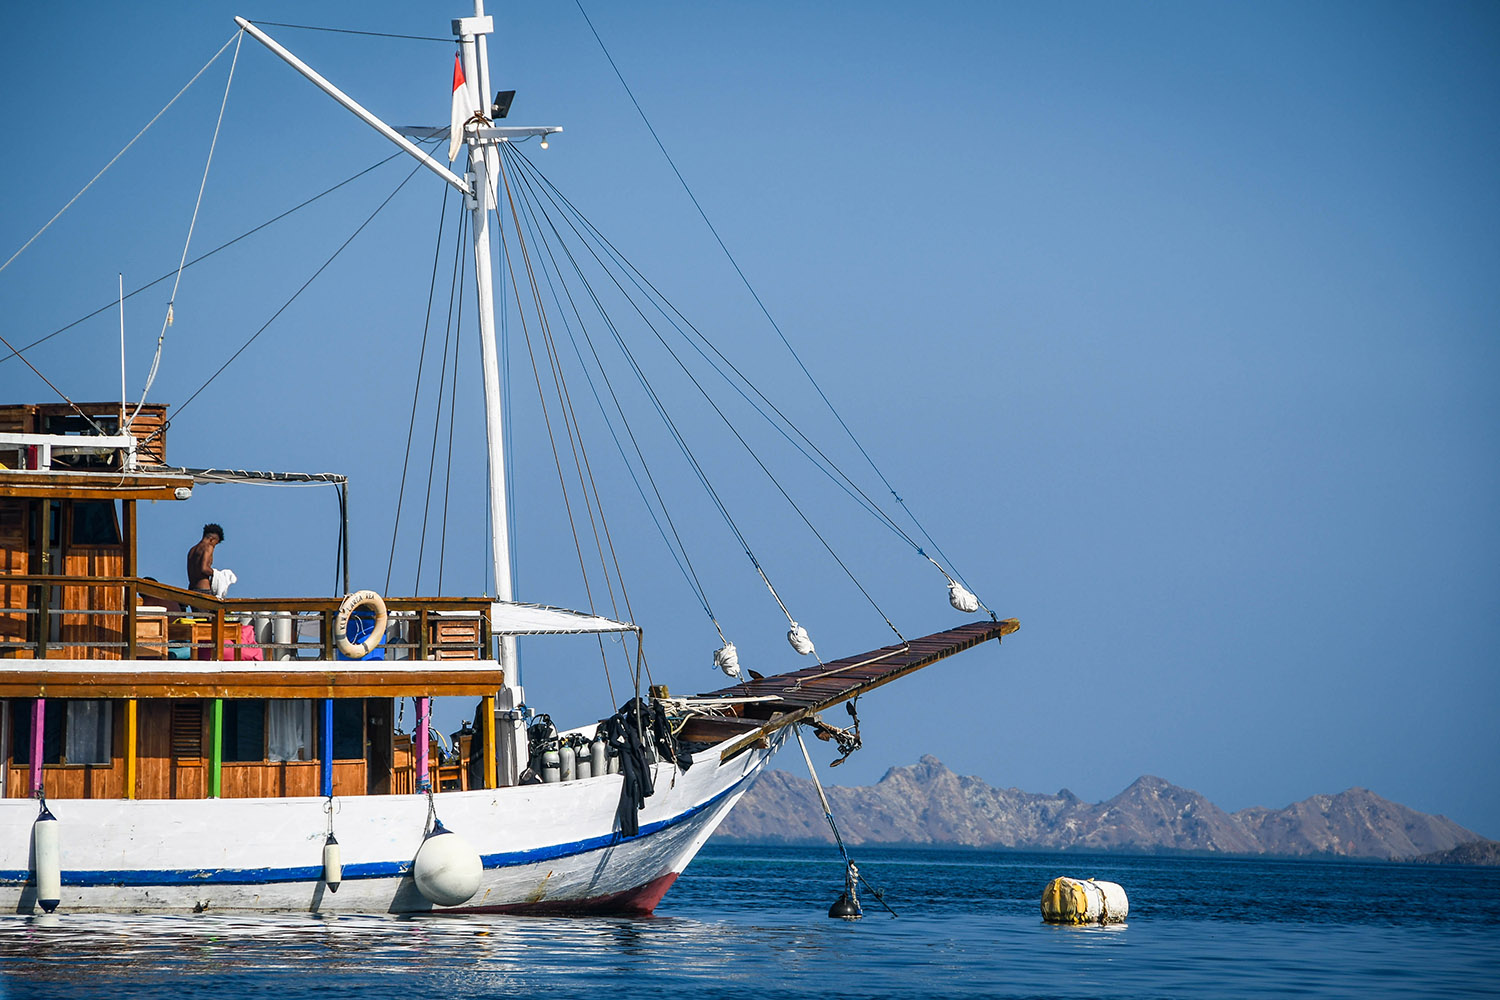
(481, 692), (496, 790)
(125, 698), (137, 800)
(321, 698), (334, 798)
(416, 696), (430, 793)
(210, 699), (223, 798)
(0, 670), (505, 700)
(710, 619), (1020, 761)
(35, 500), (50, 659)
(0, 471), (194, 501)
(29, 698), (43, 796)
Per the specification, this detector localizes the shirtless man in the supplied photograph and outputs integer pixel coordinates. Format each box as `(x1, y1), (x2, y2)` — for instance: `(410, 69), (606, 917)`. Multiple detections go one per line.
(187, 523), (224, 597)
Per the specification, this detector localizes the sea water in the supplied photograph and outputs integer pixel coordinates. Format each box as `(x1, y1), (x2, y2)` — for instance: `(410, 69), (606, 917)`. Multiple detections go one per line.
(0, 845), (1496, 999)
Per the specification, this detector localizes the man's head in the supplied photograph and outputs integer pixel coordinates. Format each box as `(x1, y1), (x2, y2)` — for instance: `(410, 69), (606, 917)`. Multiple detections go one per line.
(203, 524), (225, 544)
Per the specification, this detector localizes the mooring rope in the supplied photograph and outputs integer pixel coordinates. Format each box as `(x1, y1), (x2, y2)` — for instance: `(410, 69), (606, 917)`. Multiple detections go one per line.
(794, 724), (897, 918)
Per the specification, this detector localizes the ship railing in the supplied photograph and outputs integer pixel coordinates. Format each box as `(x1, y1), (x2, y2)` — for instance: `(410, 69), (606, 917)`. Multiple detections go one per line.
(0, 575), (490, 662)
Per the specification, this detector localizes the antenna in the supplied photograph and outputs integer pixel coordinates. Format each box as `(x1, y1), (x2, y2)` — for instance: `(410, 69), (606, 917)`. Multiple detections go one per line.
(118, 273), (126, 428)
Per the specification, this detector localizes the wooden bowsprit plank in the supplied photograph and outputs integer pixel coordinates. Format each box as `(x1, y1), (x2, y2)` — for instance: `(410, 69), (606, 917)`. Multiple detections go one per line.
(695, 619), (1019, 761)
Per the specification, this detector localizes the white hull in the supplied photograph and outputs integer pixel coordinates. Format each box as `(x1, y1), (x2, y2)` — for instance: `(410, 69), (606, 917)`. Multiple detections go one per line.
(0, 735), (781, 915)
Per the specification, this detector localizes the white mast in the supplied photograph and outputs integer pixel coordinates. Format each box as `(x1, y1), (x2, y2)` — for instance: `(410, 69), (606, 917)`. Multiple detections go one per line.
(237, 9), (560, 785)
(454, 4), (515, 693)
(455, 5), (525, 786)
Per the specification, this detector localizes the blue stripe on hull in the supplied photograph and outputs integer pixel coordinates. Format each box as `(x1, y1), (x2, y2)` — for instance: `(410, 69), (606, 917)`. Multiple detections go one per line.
(0, 772), (742, 888)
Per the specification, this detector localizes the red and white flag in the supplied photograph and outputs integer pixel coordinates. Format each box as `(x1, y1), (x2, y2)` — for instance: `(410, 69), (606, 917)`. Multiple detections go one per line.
(448, 53), (468, 163)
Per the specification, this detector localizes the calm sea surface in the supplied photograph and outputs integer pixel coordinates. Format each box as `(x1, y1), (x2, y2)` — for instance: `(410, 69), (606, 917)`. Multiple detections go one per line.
(1, 845), (1496, 999)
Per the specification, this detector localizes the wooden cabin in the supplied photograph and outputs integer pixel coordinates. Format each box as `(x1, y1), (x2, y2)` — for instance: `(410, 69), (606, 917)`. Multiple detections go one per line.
(0, 403), (503, 801)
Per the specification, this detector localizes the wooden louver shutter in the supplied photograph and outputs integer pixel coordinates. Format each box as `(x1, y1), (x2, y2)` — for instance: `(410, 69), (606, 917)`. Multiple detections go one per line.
(171, 701), (203, 759)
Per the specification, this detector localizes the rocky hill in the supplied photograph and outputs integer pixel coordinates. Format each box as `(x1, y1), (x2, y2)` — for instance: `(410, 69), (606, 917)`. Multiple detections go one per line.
(713, 756), (1481, 860)
(1410, 840), (1500, 865)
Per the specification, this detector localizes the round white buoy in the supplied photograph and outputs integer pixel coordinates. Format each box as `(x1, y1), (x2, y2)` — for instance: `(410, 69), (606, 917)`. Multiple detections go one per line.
(322, 833), (343, 893)
(412, 824), (482, 907)
(1041, 877), (1128, 924)
(32, 802), (60, 914)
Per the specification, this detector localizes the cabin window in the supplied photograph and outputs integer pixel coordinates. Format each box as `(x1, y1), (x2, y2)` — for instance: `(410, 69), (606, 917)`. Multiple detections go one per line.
(70, 501), (121, 546)
(332, 699), (365, 760)
(64, 700), (112, 763)
(221, 700), (266, 762)
(268, 700), (312, 762)
(222, 699), (311, 762)
(9, 699), (112, 765)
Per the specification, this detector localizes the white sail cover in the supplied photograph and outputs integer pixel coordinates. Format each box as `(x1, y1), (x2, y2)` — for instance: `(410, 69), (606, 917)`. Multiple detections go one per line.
(489, 601), (635, 636)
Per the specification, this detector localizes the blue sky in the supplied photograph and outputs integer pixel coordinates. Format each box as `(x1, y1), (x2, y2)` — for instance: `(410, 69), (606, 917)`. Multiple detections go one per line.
(2, 1), (1497, 838)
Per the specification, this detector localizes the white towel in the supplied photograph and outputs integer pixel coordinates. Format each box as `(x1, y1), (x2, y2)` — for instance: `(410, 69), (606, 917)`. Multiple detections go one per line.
(211, 567), (238, 599)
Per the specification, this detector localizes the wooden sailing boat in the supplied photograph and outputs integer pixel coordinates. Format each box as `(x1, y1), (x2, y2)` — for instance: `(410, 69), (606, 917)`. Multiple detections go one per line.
(0, 4), (1016, 915)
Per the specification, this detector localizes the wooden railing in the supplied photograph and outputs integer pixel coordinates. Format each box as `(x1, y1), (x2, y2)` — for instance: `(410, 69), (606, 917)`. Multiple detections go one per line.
(0, 575), (491, 661)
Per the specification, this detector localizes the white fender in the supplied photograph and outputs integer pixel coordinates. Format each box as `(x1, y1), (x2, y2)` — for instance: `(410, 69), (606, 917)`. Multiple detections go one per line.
(412, 824), (482, 907)
(32, 803), (60, 914)
(334, 590), (388, 658)
(322, 834), (342, 893)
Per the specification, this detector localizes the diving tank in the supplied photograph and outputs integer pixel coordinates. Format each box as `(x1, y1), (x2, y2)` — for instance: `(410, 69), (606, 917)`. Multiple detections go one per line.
(559, 743), (576, 782)
(590, 737), (607, 776)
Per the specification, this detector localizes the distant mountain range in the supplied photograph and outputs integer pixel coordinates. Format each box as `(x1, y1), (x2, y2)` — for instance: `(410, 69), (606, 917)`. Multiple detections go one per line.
(713, 755), (1493, 862)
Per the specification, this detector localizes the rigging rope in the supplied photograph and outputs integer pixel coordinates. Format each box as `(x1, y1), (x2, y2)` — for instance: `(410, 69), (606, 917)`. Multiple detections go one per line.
(415, 208), (468, 596)
(571, 4), (989, 612)
(0, 331), (108, 436)
(510, 155), (921, 549)
(497, 161), (631, 698)
(154, 158), (425, 434)
(505, 148), (771, 635)
(436, 276), (464, 597)
(0, 32), (241, 278)
(500, 143), (904, 647)
(496, 156), (631, 699)
(387, 183), (453, 594)
(130, 30), (244, 430)
(503, 158), (719, 632)
(1, 151), (410, 368)
(506, 152), (990, 615)
(243, 20), (451, 44)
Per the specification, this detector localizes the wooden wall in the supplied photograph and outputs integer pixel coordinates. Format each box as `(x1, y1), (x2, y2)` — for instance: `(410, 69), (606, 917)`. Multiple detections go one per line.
(0, 501), (25, 654)
(5, 698), (388, 800)
(59, 546), (124, 660)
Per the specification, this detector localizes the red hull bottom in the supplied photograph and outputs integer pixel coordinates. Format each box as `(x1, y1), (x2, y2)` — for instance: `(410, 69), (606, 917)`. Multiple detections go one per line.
(445, 871), (681, 917)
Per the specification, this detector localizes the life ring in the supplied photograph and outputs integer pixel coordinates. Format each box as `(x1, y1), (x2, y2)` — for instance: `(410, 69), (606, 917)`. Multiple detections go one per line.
(335, 590), (388, 659)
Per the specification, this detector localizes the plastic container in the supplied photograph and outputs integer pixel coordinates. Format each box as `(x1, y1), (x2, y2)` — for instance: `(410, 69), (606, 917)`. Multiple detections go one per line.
(1041, 877), (1129, 924)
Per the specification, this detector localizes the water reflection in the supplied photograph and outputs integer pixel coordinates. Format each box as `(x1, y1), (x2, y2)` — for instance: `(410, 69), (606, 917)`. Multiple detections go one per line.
(0, 850), (1496, 999)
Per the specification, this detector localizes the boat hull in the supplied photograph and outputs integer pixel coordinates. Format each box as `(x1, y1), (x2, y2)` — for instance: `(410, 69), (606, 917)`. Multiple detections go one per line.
(0, 736), (779, 915)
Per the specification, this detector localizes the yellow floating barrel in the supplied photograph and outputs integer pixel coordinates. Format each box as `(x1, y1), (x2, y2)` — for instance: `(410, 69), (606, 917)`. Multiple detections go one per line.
(1041, 877), (1129, 924)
